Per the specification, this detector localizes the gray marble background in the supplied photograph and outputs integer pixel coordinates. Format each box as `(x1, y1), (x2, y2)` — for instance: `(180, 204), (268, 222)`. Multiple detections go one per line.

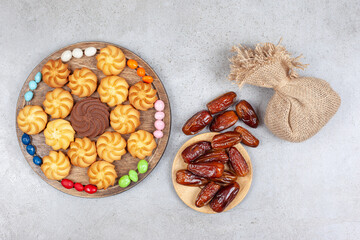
(1, 0), (359, 239)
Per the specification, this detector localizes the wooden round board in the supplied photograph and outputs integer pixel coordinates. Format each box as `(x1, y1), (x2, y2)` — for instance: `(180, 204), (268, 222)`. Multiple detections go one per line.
(172, 133), (252, 213)
(16, 42), (171, 198)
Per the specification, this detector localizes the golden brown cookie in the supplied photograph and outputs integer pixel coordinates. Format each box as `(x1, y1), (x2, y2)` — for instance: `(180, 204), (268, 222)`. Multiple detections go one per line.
(96, 132), (126, 163)
(17, 105), (48, 135)
(88, 161), (117, 190)
(41, 151), (71, 180)
(44, 119), (75, 150)
(127, 130), (157, 159)
(96, 45), (126, 76)
(110, 105), (140, 134)
(68, 68), (98, 97)
(43, 88), (73, 119)
(67, 137), (97, 168)
(97, 76), (129, 107)
(41, 59), (70, 88)
(129, 82), (158, 111)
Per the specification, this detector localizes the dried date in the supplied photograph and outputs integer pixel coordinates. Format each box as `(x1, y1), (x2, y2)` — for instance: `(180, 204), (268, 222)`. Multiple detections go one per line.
(235, 100), (259, 128)
(210, 111), (238, 132)
(188, 162), (224, 178)
(210, 182), (240, 212)
(228, 147), (249, 177)
(211, 131), (242, 149)
(207, 92), (237, 114)
(193, 149), (229, 164)
(182, 110), (213, 135)
(195, 182), (221, 208)
(181, 141), (211, 163)
(211, 171), (238, 185)
(176, 170), (209, 186)
(234, 126), (259, 147)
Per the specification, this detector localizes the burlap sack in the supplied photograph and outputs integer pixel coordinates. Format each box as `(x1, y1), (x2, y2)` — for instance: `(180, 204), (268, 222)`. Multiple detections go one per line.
(229, 41), (341, 142)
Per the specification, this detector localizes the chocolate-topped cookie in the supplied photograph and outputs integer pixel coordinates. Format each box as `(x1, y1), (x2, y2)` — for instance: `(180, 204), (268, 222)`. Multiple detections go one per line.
(70, 97), (110, 138)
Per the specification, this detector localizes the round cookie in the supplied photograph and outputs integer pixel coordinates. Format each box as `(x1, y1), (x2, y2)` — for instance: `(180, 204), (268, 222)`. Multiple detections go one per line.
(88, 161), (117, 190)
(17, 105), (48, 135)
(44, 119), (75, 150)
(68, 68), (97, 97)
(127, 130), (157, 159)
(96, 45), (126, 76)
(110, 105), (140, 134)
(43, 88), (74, 119)
(129, 82), (158, 111)
(41, 59), (70, 88)
(41, 151), (71, 180)
(97, 76), (129, 107)
(67, 137), (97, 168)
(70, 97), (110, 138)
(96, 131), (127, 163)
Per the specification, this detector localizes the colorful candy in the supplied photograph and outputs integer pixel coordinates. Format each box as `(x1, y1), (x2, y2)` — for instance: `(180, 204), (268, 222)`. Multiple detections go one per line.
(155, 111), (165, 120)
(33, 156), (42, 166)
(61, 50), (72, 62)
(24, 91), (34, 102)
(129, 170), (138, 182)
(127, 59), (138, 69)
(137, 160), (148, 174)
(153, 130), (164, 139)
(72, 48), (83, 58)
(154, 120), (165, 131)
(84, 184), (97, 194)
(84, 47), (97, 57)
(154, 100), (165, 111)
(137, 67), (146, 77)
(61, 179), (74, 189)
(26, 145), (35, 155)
(21, 133), (31, 145)
(74, 183), (84, 191)
(29, 80), (37, 90)
(34, 72), (42, 83)
(142, 76), (153, 83)
(119, 175), (131, 188)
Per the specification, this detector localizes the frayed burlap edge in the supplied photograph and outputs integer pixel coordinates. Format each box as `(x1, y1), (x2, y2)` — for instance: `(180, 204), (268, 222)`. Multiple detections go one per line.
(228, 39), (308, 87)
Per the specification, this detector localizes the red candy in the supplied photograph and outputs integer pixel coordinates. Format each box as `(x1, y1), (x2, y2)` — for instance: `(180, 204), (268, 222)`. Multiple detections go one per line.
(74, 183), (84, 192)
(61, 179), (74, 189)
(84, 184), (97, 194)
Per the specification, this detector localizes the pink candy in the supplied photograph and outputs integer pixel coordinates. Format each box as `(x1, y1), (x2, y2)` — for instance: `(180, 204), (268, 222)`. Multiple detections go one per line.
(154, 120), (165, 130)
(155, 111), (165, 120)
(153, 130), (164, 139)
(154, 100), (165, 111)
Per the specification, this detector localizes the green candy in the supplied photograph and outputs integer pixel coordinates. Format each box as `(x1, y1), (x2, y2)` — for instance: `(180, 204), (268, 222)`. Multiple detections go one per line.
(129, 170), (138, 182)
(137, 160), (148, 174)
(118, 175), (131, 188)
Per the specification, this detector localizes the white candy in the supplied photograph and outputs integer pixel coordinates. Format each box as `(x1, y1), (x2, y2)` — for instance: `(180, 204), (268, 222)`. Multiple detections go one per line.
(85, 47), (97, 57)
(61, 50), (72, 62)
(72, 48), (83, 58)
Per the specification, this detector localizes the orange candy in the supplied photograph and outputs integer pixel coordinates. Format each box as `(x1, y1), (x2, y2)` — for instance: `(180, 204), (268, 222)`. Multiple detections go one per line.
(137, 67), (146, 77)
(142, 76), (153, 83)
(127, 59), (138, 69)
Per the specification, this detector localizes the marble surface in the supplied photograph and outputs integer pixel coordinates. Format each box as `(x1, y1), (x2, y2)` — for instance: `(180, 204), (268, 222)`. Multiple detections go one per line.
(1, 0), (359, 239)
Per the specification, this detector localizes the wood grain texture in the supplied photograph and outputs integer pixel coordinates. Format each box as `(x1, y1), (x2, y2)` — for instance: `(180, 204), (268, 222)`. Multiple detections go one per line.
(15, 42), (171, 198)
(171, 133), (252, 214)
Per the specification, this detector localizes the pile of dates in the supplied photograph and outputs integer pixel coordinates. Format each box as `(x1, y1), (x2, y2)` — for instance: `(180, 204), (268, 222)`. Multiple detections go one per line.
(182, 92), (260, 148)
(176, 131), (250, 212)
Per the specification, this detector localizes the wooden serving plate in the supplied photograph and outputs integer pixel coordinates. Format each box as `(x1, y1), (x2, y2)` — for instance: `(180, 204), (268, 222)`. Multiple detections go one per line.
(172, 133), (252, 213)
(16, 42), (171, 198)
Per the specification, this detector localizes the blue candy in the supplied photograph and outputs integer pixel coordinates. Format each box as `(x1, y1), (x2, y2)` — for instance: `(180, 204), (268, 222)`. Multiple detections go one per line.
(24, 91), (34, 102)
(29, 80), (37, 90)
(26, 145), (35, 155)
(34, 72), (42, 83)
(33, 156), (42, 166)
(21, 133), (31, 145)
